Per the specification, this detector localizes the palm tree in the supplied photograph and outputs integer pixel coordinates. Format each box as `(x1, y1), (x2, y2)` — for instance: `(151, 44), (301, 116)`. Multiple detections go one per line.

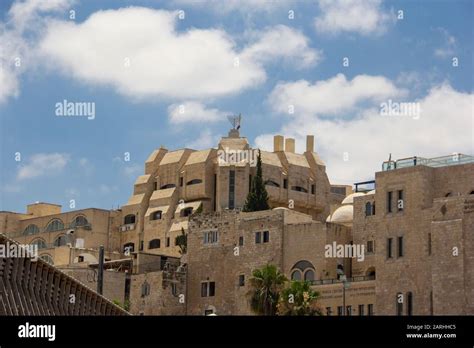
(248, 264), (287, 315)
(277, 280), (322, 316)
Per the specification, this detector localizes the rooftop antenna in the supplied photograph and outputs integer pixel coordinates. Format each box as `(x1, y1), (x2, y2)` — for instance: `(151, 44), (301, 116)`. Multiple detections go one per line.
(227, 113), (241, 130)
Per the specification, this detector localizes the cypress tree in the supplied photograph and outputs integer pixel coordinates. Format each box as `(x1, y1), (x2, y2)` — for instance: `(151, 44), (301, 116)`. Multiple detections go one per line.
(243, 149), (270, 212)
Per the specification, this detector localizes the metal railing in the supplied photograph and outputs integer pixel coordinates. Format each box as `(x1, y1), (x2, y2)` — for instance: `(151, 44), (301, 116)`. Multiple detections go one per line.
(310, 275), (375, 286)
(382, 154), (473, 171)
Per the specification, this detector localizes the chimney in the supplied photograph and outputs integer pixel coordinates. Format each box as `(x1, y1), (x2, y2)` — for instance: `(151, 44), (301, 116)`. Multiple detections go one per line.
(273, 135), (284, 152)
(285, 138), (295, 153)
(306, 135), (314, 152)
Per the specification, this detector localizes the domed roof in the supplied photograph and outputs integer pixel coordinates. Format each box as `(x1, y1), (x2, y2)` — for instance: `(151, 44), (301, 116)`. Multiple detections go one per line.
(341, 192), (366, 205)
(366, 189), (376, 195)
(328, 205), (353, 224)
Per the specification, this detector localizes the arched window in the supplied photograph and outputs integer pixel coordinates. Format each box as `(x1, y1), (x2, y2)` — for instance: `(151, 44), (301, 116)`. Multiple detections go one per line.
(160, 184), (176, 189)
(265, 180), (280, 188)
(45, 219), (64, 232)
(40, 254), (54, 265)
(53, 235), (68, 247)
(150, 211), (162, 220)
(304, 269), (315, 281)
(186, 179), (203, 185)
(31, 238), (47, 250)
(291, 186), (308, 193)
(149, 239), (161, 249)
(23, 224), (40, 235)
(71, 215), (88, 227)
(291, 270), (302, 281)
(366, 267), (376, 278)
(180, 207), (193, 217)
(124, 214), (136, 224)
(365, 202), (372, 216)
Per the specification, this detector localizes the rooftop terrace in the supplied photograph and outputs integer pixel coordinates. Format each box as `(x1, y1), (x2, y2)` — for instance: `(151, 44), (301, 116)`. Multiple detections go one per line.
(382, 153), (473, 171)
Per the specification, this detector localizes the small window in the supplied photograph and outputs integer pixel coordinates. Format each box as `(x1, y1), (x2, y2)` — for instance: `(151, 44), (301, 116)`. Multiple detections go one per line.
(238, 275), (245, 287)
(124, 214), (136, 225)
(141, 281), (150, 298)
(311, 184), (315, 195)
(264, 180), (280, 188)
(304, 269), (314, 281)
(368, 304), (374, 316)
(23, 224), (40, 235)
(398, 190), (404, 211)
(346, 306), (352, 316)
(445, 192), (452, 197)
(365, 202), (372, 217)
(407, 292), (413, 315)
(291, 270), (301, 281)
(358, 304), (364, 316)
(263, 231), (269, 243)
(154, 182), (157, 190)
(337, 306), (343, 316)
(255, 231), (262, 244)
(203, 230), (218, 245)
(428, 233), (432, 256)
(367, 240), (374, 253)
(181, 207), (193, 217)
(123, 243), (134, 254)
(46, 219), (64, 232)
(186, 179), (203, 185)
(398, 236), (404, 257)
(151, 211), (162, 220)
(372, 203), (376, 215)
(180, 177), (184, 187)
(387, 191), (393, 213)
(283, 179), (288, 189)
(201, 281), (215, 297)
(166, 237), (170, 247)
(387, 238), (393, 258)
(291, 186), (308, 193)
(139, 240), (144, 251)
(160, 183), (176, 189)
(238, 236), (244, 246)
(149, 239), (161, 249)
(78, 256), (84, 263)
(326, 307), (332, 316)
(470, 190), (474, 195)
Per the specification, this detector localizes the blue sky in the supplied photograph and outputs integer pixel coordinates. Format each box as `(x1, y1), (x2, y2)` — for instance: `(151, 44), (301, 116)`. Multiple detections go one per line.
(0, 0), (473, 213)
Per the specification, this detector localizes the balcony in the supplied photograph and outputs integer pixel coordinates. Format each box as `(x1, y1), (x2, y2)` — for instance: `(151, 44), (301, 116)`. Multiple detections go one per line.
(310, 275), (375, 286)
(382, 154), (473, 171)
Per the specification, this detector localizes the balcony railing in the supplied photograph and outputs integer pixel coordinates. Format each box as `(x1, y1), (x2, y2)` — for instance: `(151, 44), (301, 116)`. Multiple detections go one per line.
(310, 275), (375, 285)
(382, 154), (473, 171)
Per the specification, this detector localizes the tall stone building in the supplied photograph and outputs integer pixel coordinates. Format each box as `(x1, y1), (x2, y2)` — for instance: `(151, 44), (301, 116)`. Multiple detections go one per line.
(1, 127), (472, 316)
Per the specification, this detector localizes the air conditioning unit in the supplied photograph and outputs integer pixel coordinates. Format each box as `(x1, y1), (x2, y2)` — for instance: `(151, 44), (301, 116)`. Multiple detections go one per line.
(120, 225), (127, 232)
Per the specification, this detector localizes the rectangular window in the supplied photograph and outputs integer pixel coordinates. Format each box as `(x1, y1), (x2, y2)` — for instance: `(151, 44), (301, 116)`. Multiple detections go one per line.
(229, 170), (235, 209)
(78, 256), (84, 262)
(428, 233), (432, 256)
(387, 238), (393, 258)
(368, 304), (374, 316)
(358, 304), (364, 316)
(180, 177), (183, 187)
(154, 182), (158, 191)
(398, 236), (404, 257)
(367, 240), (374, 253)
(398, 190), (404, 211)
(337, 306), (343, 316)
(166, 237), (170, 247)
(407, 292), (413, 316)
(283, 178), (288, 189)
(204, 230), (219, 245)
(201, 281), (216, 297)
(263, 231), (269, 243)
(387, 191), (393, 213)
(238, 275), (245, 287)
(139, 240), (144, 251)
(346, 306), (352, 316)
(239, 236), (244, 246)
(326, 307), (332, 316)
(311, 184), (315, 195)
(255, 231), (262, 244)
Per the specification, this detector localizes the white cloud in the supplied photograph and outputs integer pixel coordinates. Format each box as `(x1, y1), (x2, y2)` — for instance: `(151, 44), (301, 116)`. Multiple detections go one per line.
(434, 27), (457, 59)
(38, 7), (319, 101)
(122, 163), (142, 178)
(314, 0), (392, 36)
(268, 73), (404, 116)
(186, 128), (218, 149)
(0, 0), (74, 104)
(17, 153), (70, 180)
(256, 81), (473, 184)
(168, 102), (226, 124)
(174, 0), (289, 13)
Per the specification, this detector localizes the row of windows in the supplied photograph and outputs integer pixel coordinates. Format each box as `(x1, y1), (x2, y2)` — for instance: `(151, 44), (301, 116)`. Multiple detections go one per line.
(265, 179), (315, 194)
(154, 178), (204, 191)
(124, 206), (195, 226)
(327, 304), (374, 316)
(387, 236), (404, 258)
(27, 235), (69, 250)
(23, 215), (89, 235)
